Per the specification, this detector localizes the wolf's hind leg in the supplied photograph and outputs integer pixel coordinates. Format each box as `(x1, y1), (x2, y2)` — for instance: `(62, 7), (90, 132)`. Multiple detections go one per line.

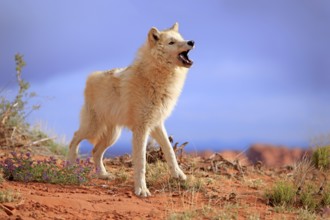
(92, 126), (122, 179)
(68, 105), (99, 163)
(68, 130), (84, 164)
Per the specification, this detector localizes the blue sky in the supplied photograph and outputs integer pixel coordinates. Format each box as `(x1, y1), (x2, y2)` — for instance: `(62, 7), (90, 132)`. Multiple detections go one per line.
(1, 1), (330, 153)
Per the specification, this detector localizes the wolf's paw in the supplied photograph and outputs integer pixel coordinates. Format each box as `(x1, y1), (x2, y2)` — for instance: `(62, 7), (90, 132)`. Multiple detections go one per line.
(134, 186), (151, 197)
(97, 172), (115, 180)
(171, 168), (187, 181)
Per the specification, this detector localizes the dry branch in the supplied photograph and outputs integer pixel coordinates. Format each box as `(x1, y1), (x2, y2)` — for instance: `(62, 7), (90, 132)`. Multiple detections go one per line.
(28, 137), (56, 147)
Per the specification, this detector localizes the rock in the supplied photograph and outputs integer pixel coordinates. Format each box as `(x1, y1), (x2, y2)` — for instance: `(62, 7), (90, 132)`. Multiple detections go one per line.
(246, 144), (309, 167)
(321, 207), (330, 218)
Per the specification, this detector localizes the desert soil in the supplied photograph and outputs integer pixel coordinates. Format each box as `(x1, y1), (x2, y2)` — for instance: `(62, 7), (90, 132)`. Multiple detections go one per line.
(0, 147), (322, 220)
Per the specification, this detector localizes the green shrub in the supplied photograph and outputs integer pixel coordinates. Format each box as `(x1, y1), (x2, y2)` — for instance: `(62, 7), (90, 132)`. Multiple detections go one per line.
(0, 54), (39, 129)
(300, 184), (318, 211)
(312, 146), (330, 170)
(264, 181), (296, 207)
(321, 184), (330, 207)
(1, 54), (66, 155)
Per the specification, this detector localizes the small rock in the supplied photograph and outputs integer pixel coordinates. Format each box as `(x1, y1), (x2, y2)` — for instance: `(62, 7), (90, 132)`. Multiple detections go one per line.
(125, 191), (132, 198)
(16, 215), (23, 220)
(321, 207), (330, 218)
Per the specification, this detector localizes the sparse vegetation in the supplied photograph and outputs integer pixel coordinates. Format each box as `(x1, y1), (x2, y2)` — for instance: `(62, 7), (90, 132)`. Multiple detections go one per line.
(321, 184), (330, 207)
(0, 54), (40, 147)
(146, 159), (204, 194)
(146, 160), (171, 191)
(245, 178), (264, 190)
(0, 172), (3, 184)
(264, 148), (330, 216)
(312, 145), (330, 170)
(31, 128), (68, 156)
(1, 151), (93, 185)
(0, 54), (67, 155)
(300, 184), (318, 211)
(215, 203), (241, 220)
(297, 209), (318, 220)
(114, 167), (130, 184)
(167, 210), (198, 220)
(265, 181), (296, 208)
(0, 190), (20, 203)
(292, 155), (314, 189)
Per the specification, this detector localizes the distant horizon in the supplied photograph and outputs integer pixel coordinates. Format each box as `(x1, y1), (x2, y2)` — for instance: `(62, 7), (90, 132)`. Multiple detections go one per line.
(77, 137), (311, 158)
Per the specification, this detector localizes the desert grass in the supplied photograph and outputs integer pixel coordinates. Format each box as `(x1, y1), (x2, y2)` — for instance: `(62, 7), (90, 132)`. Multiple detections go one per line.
(0, 190), (21, 203)
(114, 167), (130, 185)
(296, 208), (318, 220)
(312, 145), (330, 170)
(265, 181), (296, 208)
(263, 145), (330, 217)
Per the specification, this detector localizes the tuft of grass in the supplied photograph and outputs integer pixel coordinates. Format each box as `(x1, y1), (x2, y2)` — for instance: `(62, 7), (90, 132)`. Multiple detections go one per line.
(296, 208), (318, 220)
(300, 184), (318, 211)
(167, 210), (197, 220)
(216, 203), (240, 220)
(245, 178), (264, 190)
(0, 172), (3, 184)
(0, 190), (21, 203)
(146, 160), (204, 193)
(146, 160), (171, 191)
(1, 152), (93, 185)
(312, 146), (330, 170)
(321, 184), (330, 207)
(48, 142), (68, 156)
(169, 175), (205, 192)
(247, 213), (260, 220)
(30, 128), (68, 156)
(293, 156), (314, 188)
(114, 168), (130, 184)
(264, 181), (296, 208)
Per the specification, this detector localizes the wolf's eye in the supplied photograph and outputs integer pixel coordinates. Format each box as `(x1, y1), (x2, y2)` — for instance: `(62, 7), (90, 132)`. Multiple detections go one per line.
(168, 41), (175, 45)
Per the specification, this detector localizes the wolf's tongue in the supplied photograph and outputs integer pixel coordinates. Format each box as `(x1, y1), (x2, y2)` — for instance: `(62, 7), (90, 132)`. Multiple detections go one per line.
(179, 51), (192, 64)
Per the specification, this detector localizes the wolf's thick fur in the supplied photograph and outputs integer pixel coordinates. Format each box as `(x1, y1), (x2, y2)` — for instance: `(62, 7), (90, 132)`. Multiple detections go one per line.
(68, 23), (194, 197)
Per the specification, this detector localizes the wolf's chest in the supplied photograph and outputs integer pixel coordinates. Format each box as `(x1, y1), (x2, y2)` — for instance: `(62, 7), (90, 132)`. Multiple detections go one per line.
(149, 86), (177, 109)
(140, 83), (179, 119)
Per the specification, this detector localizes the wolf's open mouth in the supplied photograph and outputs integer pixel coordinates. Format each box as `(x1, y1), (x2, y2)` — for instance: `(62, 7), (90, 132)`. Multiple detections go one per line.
(178, 50), (193, 66)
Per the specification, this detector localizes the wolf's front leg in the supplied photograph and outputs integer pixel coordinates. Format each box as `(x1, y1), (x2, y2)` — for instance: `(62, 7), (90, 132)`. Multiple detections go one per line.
(151, 124), (187, 180)
(132, 128), (151, 197)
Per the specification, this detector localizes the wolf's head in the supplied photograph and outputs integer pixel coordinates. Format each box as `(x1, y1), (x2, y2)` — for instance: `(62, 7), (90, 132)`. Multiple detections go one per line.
(146, 23), (194, 68)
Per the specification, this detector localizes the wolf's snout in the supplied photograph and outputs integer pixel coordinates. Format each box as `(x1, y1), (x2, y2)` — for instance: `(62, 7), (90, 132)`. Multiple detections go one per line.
(187, 40), (195, 47)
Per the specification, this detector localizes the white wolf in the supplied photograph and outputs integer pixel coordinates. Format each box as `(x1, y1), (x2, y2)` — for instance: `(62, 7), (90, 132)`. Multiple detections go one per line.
(68, 23), (195, 197)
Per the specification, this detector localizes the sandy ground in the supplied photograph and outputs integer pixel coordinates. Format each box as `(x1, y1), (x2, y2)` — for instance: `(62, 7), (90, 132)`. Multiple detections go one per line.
(0, 149), (323, 220)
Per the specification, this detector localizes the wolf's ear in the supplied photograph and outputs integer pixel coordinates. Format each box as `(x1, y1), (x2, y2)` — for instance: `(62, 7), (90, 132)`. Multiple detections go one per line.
(148, 27), (160, 46)
(170, 22), (179, 32)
